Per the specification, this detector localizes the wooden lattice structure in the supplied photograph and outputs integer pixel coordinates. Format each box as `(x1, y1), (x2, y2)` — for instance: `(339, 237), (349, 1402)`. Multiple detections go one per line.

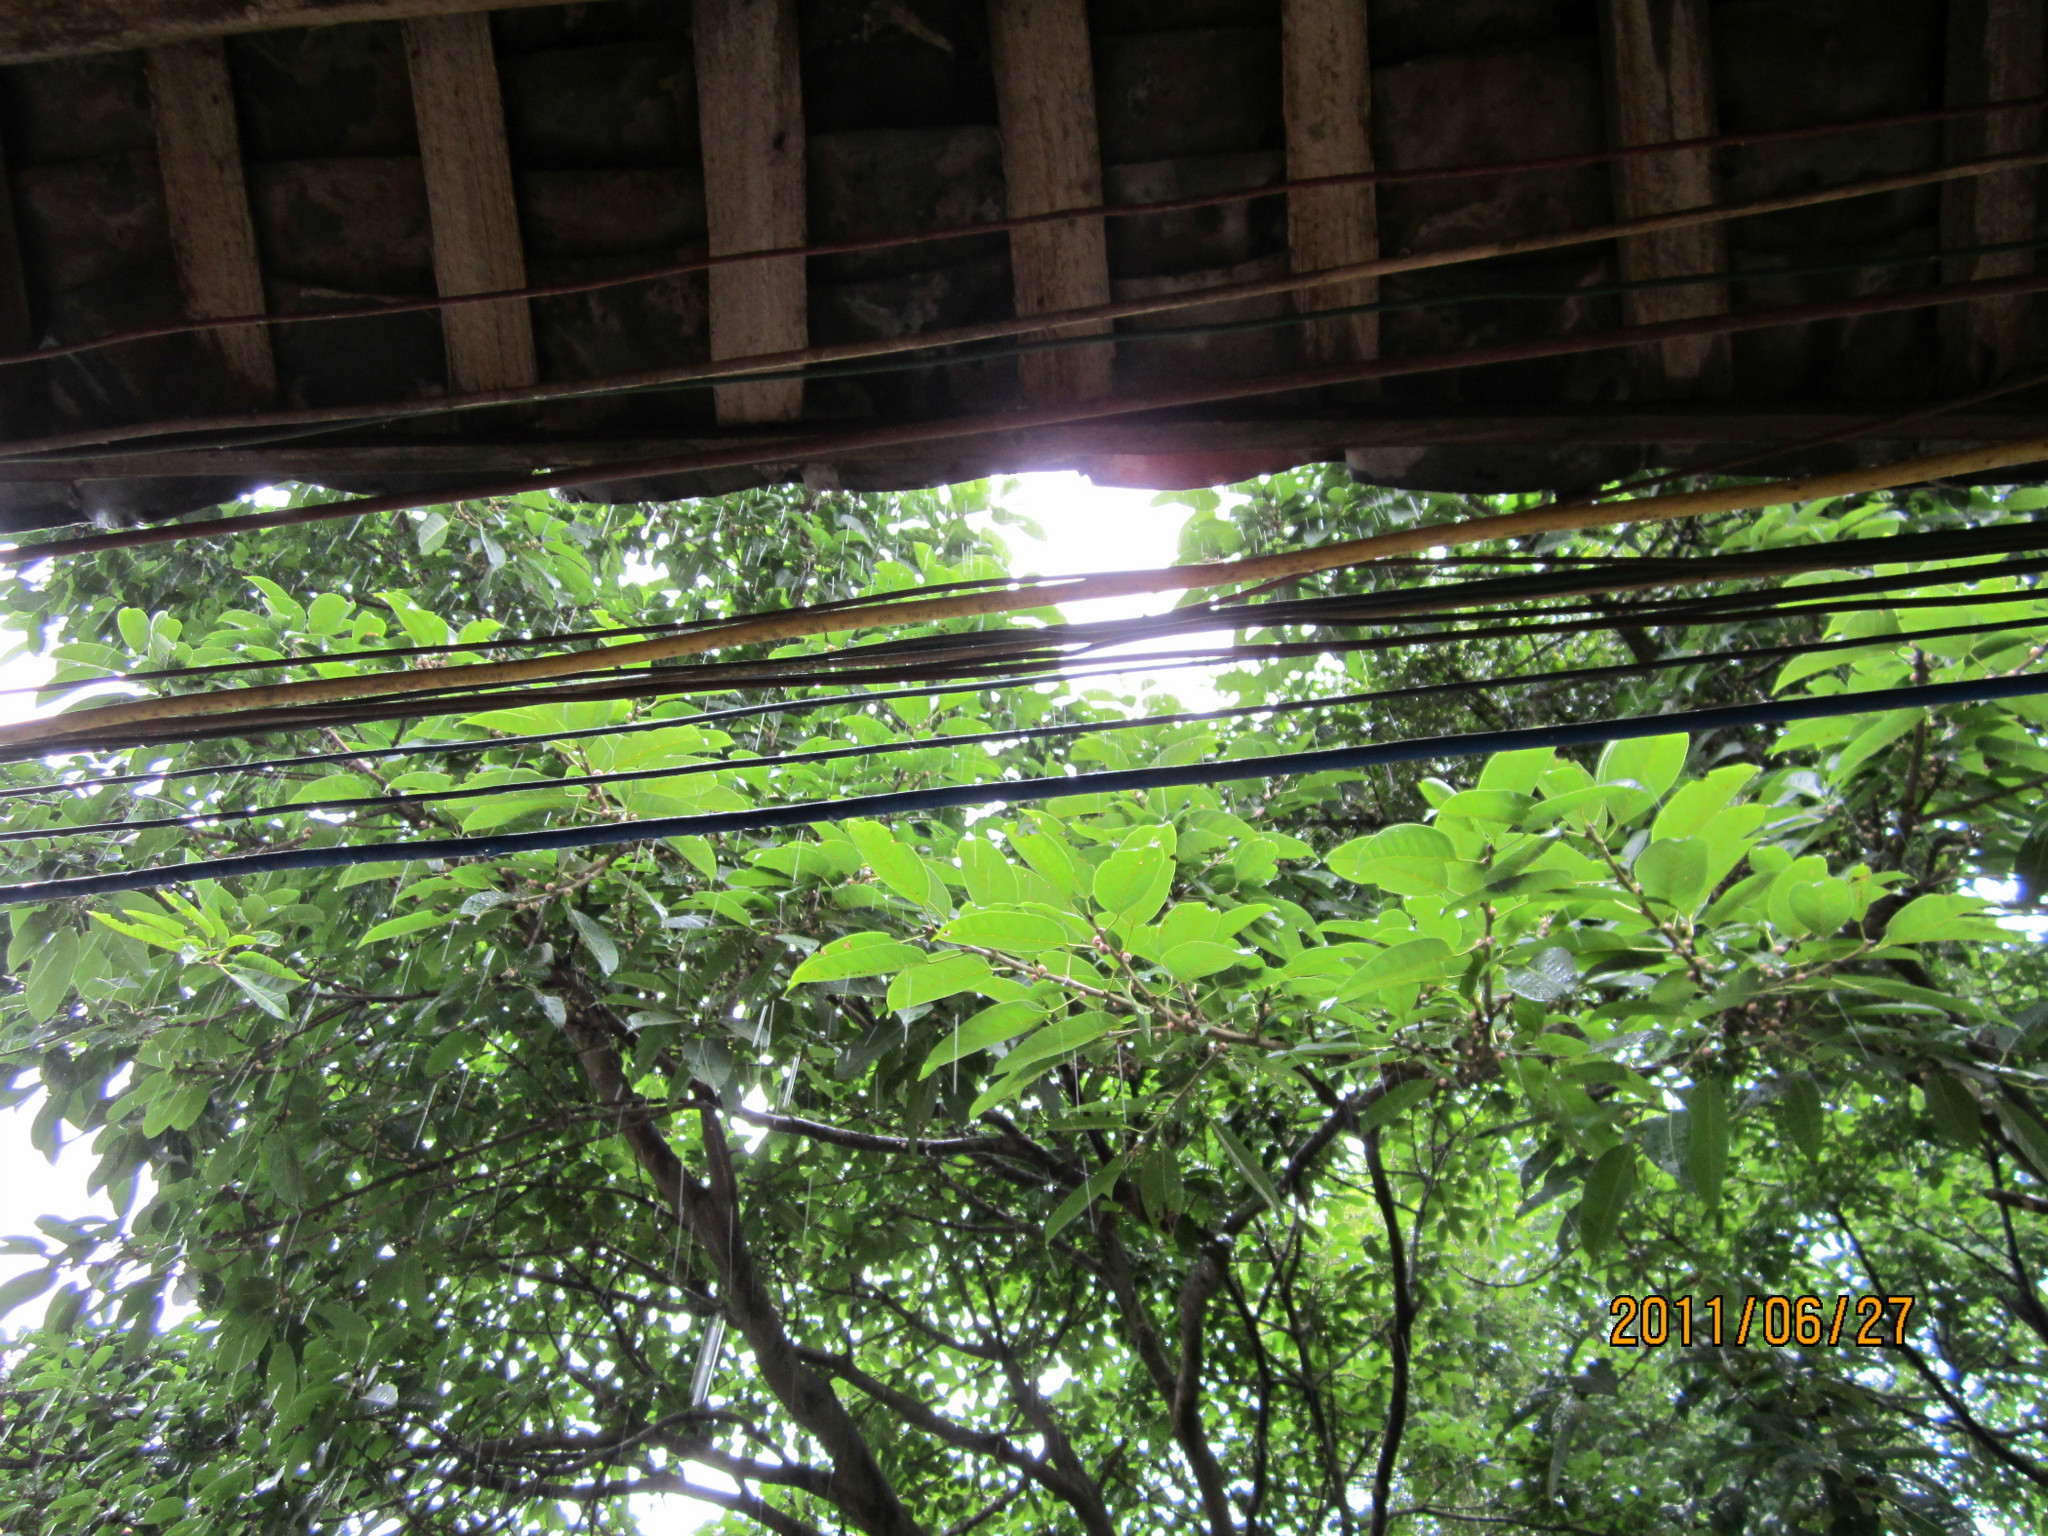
(0, 0), (2044, 535)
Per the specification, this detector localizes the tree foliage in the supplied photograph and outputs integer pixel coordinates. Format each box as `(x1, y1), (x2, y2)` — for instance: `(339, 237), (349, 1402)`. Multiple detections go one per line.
(1, 471), (2046, 1536)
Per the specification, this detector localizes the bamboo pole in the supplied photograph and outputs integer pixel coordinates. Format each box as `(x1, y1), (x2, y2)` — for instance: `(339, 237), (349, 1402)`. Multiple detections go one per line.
(4, 433), (2044, 755)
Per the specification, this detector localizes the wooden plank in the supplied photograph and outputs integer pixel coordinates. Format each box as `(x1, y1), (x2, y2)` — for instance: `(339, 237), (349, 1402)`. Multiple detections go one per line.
(989, 0), (1114, 403)
(0, 1), (571, 67)
(692, 0), (807, 425)
(0, 104), (40, 436)
(1597, 0), (1728, 393)
(24, 407), (2048, 481)
(403, 12), (536, 394)
(146, 39), (276, 403)
(1281, 0), (1377, 365)
(1940, 0), (2045, 389)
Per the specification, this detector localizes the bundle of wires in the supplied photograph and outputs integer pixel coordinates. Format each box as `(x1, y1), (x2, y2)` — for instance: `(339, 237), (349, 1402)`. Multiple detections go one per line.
(0, 506), (2042, 904)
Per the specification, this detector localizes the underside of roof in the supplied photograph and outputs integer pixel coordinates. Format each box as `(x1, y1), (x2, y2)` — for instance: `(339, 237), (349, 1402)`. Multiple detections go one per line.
(0, 0), (2043, 535)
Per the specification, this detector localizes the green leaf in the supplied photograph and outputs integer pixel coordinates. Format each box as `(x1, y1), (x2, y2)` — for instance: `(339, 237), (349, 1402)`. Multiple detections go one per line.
(115, 607), (149, 652)
(1213, 1122), (1283, 1210)
(1921, 1072), (1981, 1146)
(247, 575), (306, 629)
(1781, 1074), (1823, 1161)
(1502, 946), (1576, 1003)
(920, 1002), (1047, 1076)
(937, 907), (1073, 954)
(1595, 733), (1689, 802)
(1650, 765), (1757, 842)
(307, 592), (350, 636)
(1158, 940), (1241, 981)
(1884, 894), (2003, 947)
(845, 820), (949, 913)
(21, 929), (78, 1024)
(1476, 747), (1554, 795)
(1139, 1144), (1183, 1224)
(1787, 879), (1855, 937)
(416, 512), (451, 555)
(425, 1031), (478, 1076)
(566, 910), (620, 975)
(1361, 1077), (1436, 1130)
(788, 932), (923, 985)
(1338, 937), (1455, 999)
(1833, 709), (1920, 782)
(998, 1012), (1114, 1078)
(1092, 844), (1172, 927)
(1435, 789), (1534, 824)
(358, 910), (455, 947)
(1009, 829), (1084, 901)
(1684, 1078), (1728, 1212)
(1045, 1154), (1129, 1239)
(1994, 1097), (2048, 1180)
(886, 952), (994, 1013)
(262, 1134), (308, 1207)
(225, 967), (295, 1021)
(967, 1013), (1115, 1113)
(144, 1080), (210, 1136)
(1328, 825), (1456, 887)
(671, 835), (718, 880)
(287, 772), (378, 805)
(1522, 783), (1651, 832)
(0, 1265), (56, 1321)
(959, 838), (1020, 907)
(2012, 822), (2048, 906)
(1635, 838), (1709, 913)
(1577, 1144), (1637, 1255)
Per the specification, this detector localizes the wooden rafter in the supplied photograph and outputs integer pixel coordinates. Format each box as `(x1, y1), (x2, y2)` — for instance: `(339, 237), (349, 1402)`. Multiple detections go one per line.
(1597, 0), (1728, 394)
(404, 11), (537, 394)
(1941, 0), (2045, 389)
(17, 407), (2048, 483)
(693, 0), (808, 426)
(0, 113), (37, 433)
(146, 38), (277, 403)
(1281, 0), (1378, 366)
(0, 0), (568, 66)
(990, 0), (1115, 403)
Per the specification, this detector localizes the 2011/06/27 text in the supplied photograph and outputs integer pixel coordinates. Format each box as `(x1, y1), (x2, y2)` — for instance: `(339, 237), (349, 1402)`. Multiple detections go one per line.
(1607, 1294), (1916, 1348)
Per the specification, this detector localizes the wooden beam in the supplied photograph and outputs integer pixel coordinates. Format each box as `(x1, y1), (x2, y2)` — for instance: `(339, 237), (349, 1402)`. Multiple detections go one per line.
(0, 108), (39, 436)
(1940, 0), (2045, 390)
(146, 39), (276, 403)
(988, 0), (1114, 403)
(1597, 0), (1728, 394)
(22, 407), (2048, 482)
(1281, 0), (1377, 365)
(692, 0), (808, 425)
(0, 0), (571, 67)
(403, 12), (536, 394)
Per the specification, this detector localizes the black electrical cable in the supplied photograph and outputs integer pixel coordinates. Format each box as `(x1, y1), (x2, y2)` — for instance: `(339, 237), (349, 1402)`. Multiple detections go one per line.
(6, 611), (2036, 846)
(5, 673), (2040, 905)
(58, 579), (2047, 757)
(22, 516), (2047, 751)
(0, 567), (1054, 698)
(16, 511), (2035, 800)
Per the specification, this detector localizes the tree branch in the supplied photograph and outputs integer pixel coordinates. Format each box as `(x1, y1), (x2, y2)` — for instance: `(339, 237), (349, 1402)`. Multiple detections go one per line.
(552, 964), (926, 1536)
(1365, 1126), (1414, 1536)
(1172, 1242), (1241, 1536)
